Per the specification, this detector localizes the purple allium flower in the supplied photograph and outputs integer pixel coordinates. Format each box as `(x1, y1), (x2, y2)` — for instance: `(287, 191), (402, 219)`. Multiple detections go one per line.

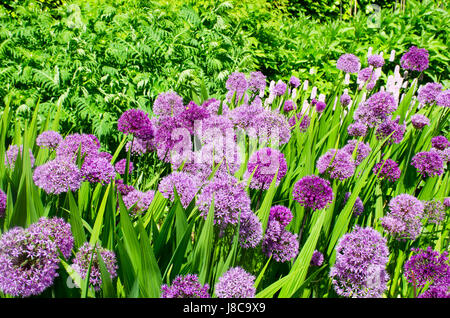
(347, 122), (368, 137)
(116, 179), (135, 196)
(292, 175), (334, 211)
(418, 82), (443, 105)
(248, 71), (266, 96)
(98, 151), (113, 162)
(245, 148), (287, 190)
(71, 242), (118, 292)
(36, 130), (63, 150)
(33, 157), (82, 194)
(28, 217), (74, 259)
(81, 156), (116, 185)
(358, 67), (377, 83)
(177, 101), (211, 134)
(215, 267), (256, 298)
(418, 285), (450, 298)
(375, 117), (406, 144)
(444, 197), (450, 208)
(330, 226), (390, 298)
(381, 194), (424, 241)
(196, 173), (251, 229)
(400, 46), (429, 72)
(317, 149), (356, 181)
(262, 222), (299, 263)
(410, 114), (430, 129)
(342, 140), (371, 166)
(199, 114), (235, 143)
(404, 247), (450, 289)
(368, 54), (385, 68)
(288, 112), (311, 132)
(336, 53), (361, 73)
(56, 133), (100, 160)
(118, 108), (154, 140)
(283, 100), (295, 112)
(114, 159), (134, 175)
(269, 205), (293, 228)
(0, 226), (60, 297)
(422, 200), (445, 224)
(238, 210), (262, 249)
(161, 274), (210, 298)
(315, 101), (327, 113)
(272, 80), (287, 96)
(366, 91), (397, 121)
(373, 159), (401, 182)
(431, 136), (450, 151)
(311, 250), (324, 267)
(226, 72), (248, 103)
(4, 145), (35, 170)
(229, 101), (265, 131)
(435, 90), (450, 108)
(431, 147), (450, 164)
(252, 110), (291, 146)
(153, 91), (184, 117)
(0, 189), (6, 218)
(122, 189), (155, 217)
(411, 151), (444, 178)
(158, 171), (199, 208)
(125, 137), (153, 156)
(340, 93), (352, 107)
(153, 116), (191, 163)
(344, 192), (364, 216)
(289, 76), (301, 88)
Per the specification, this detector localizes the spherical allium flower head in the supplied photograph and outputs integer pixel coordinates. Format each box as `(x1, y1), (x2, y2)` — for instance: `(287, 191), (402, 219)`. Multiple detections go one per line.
(311, 250), (324, 267)
(435, 90), (450, 108)
(71, 242), (118, 292)
(381, 194), (424, 241)
(125, 137), (153, 156)
(411, 151), (444, 178)
(289, 113), (310, 131)
(202, 98), (222, 115)
(358, 67), (377, 83)
(262, 223), (299, 263)
(422, 200), (446, 224)
(368, 54), (385, 68)
(315, 101), (327, 113)
(177, 101), (211, 134)
(431, 136), (450, 151)
(336, 53), (361, 73)
(158, 171), (199, 208)
(122, 189), (155, 217)
(28, 217), (74, 259)
(410, 114), (430, 129)
(199, 114), (235, 144)
(344, 192), (364, 216)
(98, 151), (113, 162)
(4, 145), (35, 170)
(0, 226), (60, 297)
(340, 93), (352, 107)
(330, 226), (390, 298)
(342, 140), (372, 166)
(252, 110), (291, 146)
(404, 247), (450, 289)
(373, 159), (401, 182)
(292, 175), (334, 211)
(81, 155), (116, 185)
(33, 157), (82, 194)
(153, 91), (184, 117)
(375, 117), (406, 144)
(197, 173), (252, 229)
(114, 159), (134, 175)
(289, 76), (301, 88)
(400, 46), (429, 72)
(269, 205), (293, 228)
(161, 274), (210, 298)
(226, 72), (248, 103)
(366, 91), (397, 121)
(215, 267), (256, 298)
(347, 122), (368, 137)
(283, 100), (295, 112)
(248, 71), (266, 96)
(418, 285), (450, 298)
(418, 82), (443, 105)
(272, 80), (287, 96)
(0, 189), (6, 218)
(153, 116), (191, 163)
(238, 210), (262, 249)
(229, 101), (265, 132)
(56, 133), (100, 160)
(444, 198), (450, 208)
(317, 149), (356, 181)
(115, 179), (135, 197)
(245, 148), (288, 190)
(36, 130), (63, 150)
